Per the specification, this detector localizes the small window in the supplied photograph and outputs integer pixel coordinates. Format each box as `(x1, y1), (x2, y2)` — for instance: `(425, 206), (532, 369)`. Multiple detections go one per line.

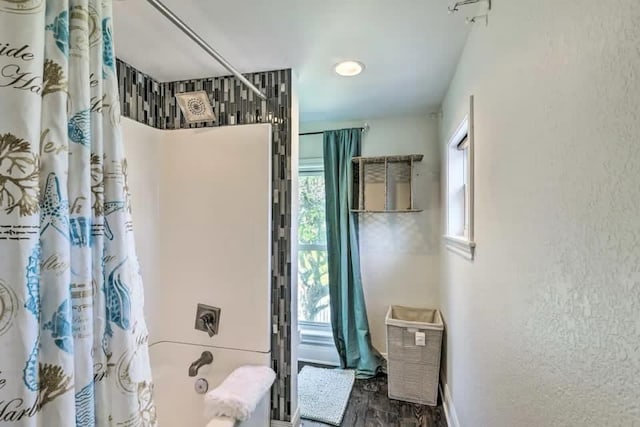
(445, 97), (476, 259)
(447, 134), (469, 238)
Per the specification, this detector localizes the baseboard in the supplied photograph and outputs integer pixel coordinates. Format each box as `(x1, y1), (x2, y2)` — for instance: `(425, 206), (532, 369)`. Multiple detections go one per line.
(440, 382), (460, 427)
(298, 357), (337, 367)
(270, 408), (301, 427)
(298, 341), (340, 366)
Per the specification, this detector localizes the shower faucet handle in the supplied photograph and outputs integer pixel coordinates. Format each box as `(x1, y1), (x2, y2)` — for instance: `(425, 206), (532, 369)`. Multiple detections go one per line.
(200, 313), (216, 337)
(194, 303), (221, 338)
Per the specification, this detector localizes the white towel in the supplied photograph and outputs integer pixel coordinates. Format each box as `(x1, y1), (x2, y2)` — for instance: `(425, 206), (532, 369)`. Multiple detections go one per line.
(204, 365), (276, 422)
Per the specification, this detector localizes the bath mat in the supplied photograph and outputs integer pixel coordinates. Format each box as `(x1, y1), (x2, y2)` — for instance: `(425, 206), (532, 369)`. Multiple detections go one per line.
(298, 366), (355, 426)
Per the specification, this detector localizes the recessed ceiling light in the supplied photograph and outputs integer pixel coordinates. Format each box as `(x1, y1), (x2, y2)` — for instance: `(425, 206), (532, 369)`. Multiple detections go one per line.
(335, 61), (364, 77)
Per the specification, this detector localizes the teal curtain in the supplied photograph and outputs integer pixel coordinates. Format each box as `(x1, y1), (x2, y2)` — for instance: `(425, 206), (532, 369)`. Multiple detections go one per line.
(323, 129), (383, 379)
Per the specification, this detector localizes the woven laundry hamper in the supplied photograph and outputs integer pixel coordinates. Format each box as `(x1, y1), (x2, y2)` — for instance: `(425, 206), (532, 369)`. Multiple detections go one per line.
(385, 305), (443, 406)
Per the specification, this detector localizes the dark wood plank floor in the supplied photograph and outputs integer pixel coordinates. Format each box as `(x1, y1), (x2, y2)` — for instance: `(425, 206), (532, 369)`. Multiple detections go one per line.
(299, 363), (447, 427)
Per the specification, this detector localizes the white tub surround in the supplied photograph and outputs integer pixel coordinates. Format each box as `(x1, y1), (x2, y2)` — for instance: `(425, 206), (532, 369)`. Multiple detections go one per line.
(150, 343), (272, 427)
(124, 120), (274, 427)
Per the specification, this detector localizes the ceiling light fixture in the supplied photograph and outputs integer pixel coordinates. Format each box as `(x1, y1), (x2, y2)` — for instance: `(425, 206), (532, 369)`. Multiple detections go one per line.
(335, 61), (364, 77)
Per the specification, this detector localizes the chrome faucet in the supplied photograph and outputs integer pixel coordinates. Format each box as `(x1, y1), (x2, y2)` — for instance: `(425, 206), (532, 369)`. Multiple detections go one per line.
(188, 351), (214, 377)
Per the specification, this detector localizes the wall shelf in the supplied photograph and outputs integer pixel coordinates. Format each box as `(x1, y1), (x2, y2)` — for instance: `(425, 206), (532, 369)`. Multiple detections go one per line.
(351, 154), (423, 213)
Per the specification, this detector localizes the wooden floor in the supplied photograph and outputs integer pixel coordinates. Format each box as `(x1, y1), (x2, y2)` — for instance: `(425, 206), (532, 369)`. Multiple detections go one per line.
(299, 364), (447, 427)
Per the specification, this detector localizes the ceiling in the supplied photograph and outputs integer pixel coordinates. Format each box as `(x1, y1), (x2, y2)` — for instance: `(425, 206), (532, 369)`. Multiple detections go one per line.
(113, 0), (471, 122)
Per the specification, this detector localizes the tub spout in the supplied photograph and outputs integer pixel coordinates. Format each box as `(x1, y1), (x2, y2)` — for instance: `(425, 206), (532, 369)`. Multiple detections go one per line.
(189, 351), (214, 377)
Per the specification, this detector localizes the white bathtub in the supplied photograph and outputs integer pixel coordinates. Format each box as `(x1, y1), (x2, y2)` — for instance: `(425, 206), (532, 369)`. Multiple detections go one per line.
(150, 342), (271, 427)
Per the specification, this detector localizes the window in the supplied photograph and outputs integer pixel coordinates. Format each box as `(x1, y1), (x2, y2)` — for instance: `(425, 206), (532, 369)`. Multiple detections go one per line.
(296, 158), (338, 365)
(448, 134), (469, 238)
(445, 96), (476, 259)
(297, 161), (330, 325)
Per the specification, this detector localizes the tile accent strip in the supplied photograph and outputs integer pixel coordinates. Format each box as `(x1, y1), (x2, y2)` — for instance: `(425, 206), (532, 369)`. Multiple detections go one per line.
(116, 59), (293, 422)
(116, 60), (164, 128)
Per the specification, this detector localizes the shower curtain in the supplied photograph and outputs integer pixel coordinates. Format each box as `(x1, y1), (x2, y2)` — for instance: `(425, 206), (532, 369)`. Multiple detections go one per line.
(0, 1), (156, 426)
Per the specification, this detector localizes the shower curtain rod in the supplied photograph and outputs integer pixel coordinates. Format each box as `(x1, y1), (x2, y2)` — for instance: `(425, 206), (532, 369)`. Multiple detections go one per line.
(146, 0), (268, 101)
(299, 126), (368, 136)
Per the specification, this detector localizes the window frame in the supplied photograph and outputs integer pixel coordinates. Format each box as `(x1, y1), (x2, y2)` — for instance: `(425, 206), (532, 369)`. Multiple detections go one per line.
(444, 96), (476, 260)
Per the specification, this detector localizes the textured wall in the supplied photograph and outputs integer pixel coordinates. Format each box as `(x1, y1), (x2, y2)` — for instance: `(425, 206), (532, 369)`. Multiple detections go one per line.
(116, 60), (295, 422)
(439, 1), (640, 426)
(300, 116), (441, 354)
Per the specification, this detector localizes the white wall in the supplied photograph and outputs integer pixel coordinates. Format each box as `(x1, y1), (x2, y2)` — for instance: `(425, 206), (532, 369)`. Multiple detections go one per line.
(122, 118), (163, 340)
(300, 115), (441, 353)
(439, 1), (640, 426)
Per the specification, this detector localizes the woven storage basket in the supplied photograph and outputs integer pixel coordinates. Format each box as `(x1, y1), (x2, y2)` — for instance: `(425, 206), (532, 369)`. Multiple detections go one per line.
(385, 305), (443, 406)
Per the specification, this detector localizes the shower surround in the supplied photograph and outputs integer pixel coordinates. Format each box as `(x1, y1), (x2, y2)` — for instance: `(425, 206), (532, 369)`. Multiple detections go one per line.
(115, 59), (295, 423)
(123, 119), (273, 426)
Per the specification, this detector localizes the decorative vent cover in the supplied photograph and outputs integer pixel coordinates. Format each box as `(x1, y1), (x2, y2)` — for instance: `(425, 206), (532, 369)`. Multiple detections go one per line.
(176, 91), (216, 123)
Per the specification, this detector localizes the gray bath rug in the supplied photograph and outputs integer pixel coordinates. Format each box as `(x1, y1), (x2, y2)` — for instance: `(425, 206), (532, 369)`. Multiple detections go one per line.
(298, 366), (355, 426)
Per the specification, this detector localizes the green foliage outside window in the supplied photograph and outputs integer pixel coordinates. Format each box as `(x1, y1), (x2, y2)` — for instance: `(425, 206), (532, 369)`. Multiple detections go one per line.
(298, 174), (330, 323)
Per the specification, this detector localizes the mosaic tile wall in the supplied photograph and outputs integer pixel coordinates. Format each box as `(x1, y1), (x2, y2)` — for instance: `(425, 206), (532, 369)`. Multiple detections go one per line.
(116, 60), (164, 128)
(116, 59), (294, 422)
